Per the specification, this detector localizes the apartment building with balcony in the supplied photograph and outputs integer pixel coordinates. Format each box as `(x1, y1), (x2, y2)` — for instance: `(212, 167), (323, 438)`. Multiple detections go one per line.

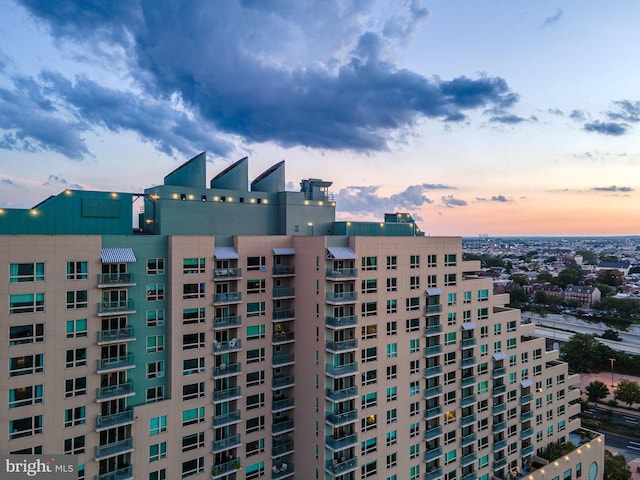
(0, 152), (603, 480)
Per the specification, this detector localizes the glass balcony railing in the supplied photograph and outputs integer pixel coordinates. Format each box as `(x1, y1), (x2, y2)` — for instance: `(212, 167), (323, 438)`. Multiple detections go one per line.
(271, 463), (294, 479)
(326, 268), (358, 280)
(272, 353), (295, 366)
(493, 421), (507, 433)
(494, 439), (507, 451)
(425, 304), (443, 315)
(97, 300), (135, 315)
(272, 397), (295, 412)
(96, 354), (135, 372)
(460, 356), (476, 367)
(460, 414), (476, 427)
(461, 394), (476, 407)
(94, 465), (133, 480)
(424, 426), (442, 440)
(326, 339), (358, 352)
(492, 403), (506, 415)
(272, 375), (295, 389)
(424, 447), (442, 461)
(425, 467), (443, 480)
(521, 428), (534, 439)
(492, 366), (506, 377)
(326, 386), (358, 402)
(461, 432), (476, 446)
(96, 409), (134, 431)
(96, 381), (134, 401)
(97, 273), (135, 287)
(213, 268), (242, 280)
(424, 365), (442, 378)
(272, 439), (294, 457)
(213, 386), (241, 403)
(97, 327), (135, 344)
(273, 309), (295, 321)
(326, 363), (358, 377)
(460, 338), (476, 348)
(213, 315), (242, 329)
(522, 444), (534, 455)
(272, 265), (295, 276)
(213, 339), (242, 354)
(272, 287), (295, 298)
(213, 362), (241, 378)
(326, 433), (357, 451)
(424, 324), (443, 335)
(326, 292), (358, 303)
(424, 386), (442, 398)
(461, 452), (477, 466)
(460, 375), (476, 387)
(326, 457), (357, 476)
(272, 331), (295, 344)
(326, 409), (358, 426)
(212, 410), (242, 428)
(424, 406), (442, 419)
(213, 292), (242, 304)
(95, 438), (133, 460)
(271, 419), (294, 435)
(424, 345), (442, 356)
(212, 434), (241, 452)
(326, 315), (358, 328)
(211, 458), (241, 478)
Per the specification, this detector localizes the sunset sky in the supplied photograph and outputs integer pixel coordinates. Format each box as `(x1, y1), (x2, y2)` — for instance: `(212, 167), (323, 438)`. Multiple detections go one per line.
(0, 1), (638, 236)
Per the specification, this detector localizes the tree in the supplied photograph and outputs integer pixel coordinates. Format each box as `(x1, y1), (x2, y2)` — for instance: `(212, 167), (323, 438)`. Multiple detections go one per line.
(510, 274), (530, 286)
(601, 329), (621, 341)
(536, 272), (553, 283)
(509, 288), (528, 306)
(556, 264), (584, 288)
(604, 449), (632, 480)
(576, 249), (599, 265)
(560, 333), (603, 372)
(585, 380), (609, 402)
(614, 379), (640, 407)
(597, 269), (625, 287)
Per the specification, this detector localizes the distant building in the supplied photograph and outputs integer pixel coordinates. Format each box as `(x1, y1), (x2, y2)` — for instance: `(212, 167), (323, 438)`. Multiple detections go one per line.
(596, 261), (631, 276)
(564, 285), (601, 308)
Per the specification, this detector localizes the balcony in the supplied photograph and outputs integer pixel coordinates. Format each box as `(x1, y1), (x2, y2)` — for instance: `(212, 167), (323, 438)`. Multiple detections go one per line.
(326, 433), (357, 451)
(96, 381), (134, 402)
(272, 419), (295, 435)
(425, 426), (442, 440)
(96, 409), (134, 432)
(273, 309), (295, 321)
(492, 421), (507, 433)
(272, 375), (295, 389)
(460, 356), (476, 367)
(460, 452), (476, 466)
(97, 300), (135, 316)
(425, 304), (443, 315)
(326, 362), (358, 377)
(97, 327), (135, 345)
(273, 265), (295, 276)
(272, 397), (295, 412)
(424, 365), (442, 378)
(272, 331), (295, 344)
(272, 353), (295, 366)
(424, 324), (443, 336)
(212, 410), (242, 428)
(424, 386), (442, 399)
(460, 414), (476, 427)
(521, 428), (534, 439)
(424, 406), (442, 419)
(271, 439), (294, 458)
(424, 447), (442, 462)
(326, 291), (358, 304)
(494, 458), (507, 469)
(95, 465), (133, 480)
(97, 273), (135, 287)
(461, 394), (476, 407)
(326, 385), (358, 402)
(492, 366), (506, 377)
(273, 287), (295, 299)
(213, 268), (242, 280)
(522, 444), (534, 455)
(460, 375), (476, 387)
(424, 467), (443, 480)
(460, 338), (476, 348)
(212, 458), (241, 478)
(213, 339), (242, 354)
(213, 315), (242, 329)
(213, 291), (242, 305)
(212, 434), (241, 452)
(326, 339), (358, 353)
(520, 393), (533, 404)
(424, 345), (442, 357)
(494, 439), (507, 451)
(271, 463), (294, 480)
(213, 362), (241, 378)
(461, 472), (476, 480)
(213, 386), (242, 403)
(492, 385), (506, 396)
(461, 432), (476, 447)
(96, 354), (135, 373)
(492, 403), (506, 414)
(521, 410), (533, 421)
(326, 457), (358, 476)
(326, 409), (358, 427)
(326, 315), (358, 329)
(95, 438), (133, 460)
(326, 268), (358, 280)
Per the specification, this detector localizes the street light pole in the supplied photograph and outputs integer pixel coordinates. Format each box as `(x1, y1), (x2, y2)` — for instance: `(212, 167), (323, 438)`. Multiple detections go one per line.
(609, 358), (616, 388)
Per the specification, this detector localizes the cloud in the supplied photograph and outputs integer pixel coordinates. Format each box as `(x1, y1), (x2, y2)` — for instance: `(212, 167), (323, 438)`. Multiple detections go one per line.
(547, 108), (563, 116)
(541, 8), (563, 28)
(569, 110), (585, 121)
(591, 185), (633, 193)
(491, 195), (509, 202)
(608, 100), (640, 123)
(489, 114), (527, 124)
(441, 194), (467, 208)
(10, 0), (520, 158)
(583, 121), (627, 136)
(1, 178), (16, 186)
(43, 174), (83, 189)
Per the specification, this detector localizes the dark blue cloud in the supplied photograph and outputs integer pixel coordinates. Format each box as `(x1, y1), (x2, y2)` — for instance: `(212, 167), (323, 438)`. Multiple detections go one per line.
(548, 108), (563, 116)
(12, 0), (520, 157)
(591, 185), (633, 193)
(491, 195), (509, 202)
(541, 8), (563, 28)
(489, 114), (527, 124)
(1, 178), (16, 186)
(441, 195), (467, 208)
(43, 174), (83, 189)
(569, 110), (585, 121)
(608, 100), (640, 123)
(583, 121), (627, 136)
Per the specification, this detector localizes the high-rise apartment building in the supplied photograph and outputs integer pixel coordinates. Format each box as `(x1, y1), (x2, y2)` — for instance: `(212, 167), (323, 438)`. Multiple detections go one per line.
(0, 153), (603, 480)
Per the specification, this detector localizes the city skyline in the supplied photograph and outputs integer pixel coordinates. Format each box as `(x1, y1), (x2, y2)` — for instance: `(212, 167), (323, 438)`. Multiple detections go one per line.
(0, 0), (639, 236)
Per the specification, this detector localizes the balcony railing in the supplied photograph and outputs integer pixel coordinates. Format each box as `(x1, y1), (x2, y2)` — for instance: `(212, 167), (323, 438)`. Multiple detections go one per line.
(326, 339), (358, 352)
(97, 354), (135, 372)
(460, 338), (476, 348)
(326, 433), (357, 451)
(271, 439), (294, 457)
(213, 386), (241, 403)
(97, 300), (135, 316)
(492, 403), (506, 414)
(271, 463), (294, 479)
(425, 467), (443, 480)
(272, 331), (295, 344)
(460, 414), (476, 427)
(424, 447), (442, 461)
(326, 385), (358, 402)
(326, 409), (358, 426)
(424, 345), (442, 356)
(326, 362), (358, 377)
(424, 386), (442, 398)
(493, 385), (506, 396)
(461, 452), (476, 466)
(213, 362), (241, 378)
(96, 381), (134, 402)
(424, 365), (442, 378)
(425, 304), (443, 315)
(493, 421), (507, 433)
(212, 434), (241, 452)
(213, 292), (242, 304)
(492, 366), (506, 377)
(272, 397), (295, 412)
(272, 287), (295, 298)
(96, 409), (134, 431)
(213, 339), (242, 354)
(97, 327), (135, 344)
(97, 273), (135, 287)
(494, 439), (507, 451)
(213, 315), (242, 329)
(326, 291), (358, 303)
(273, 309), (295, 321)
(425, 426), (442, 441)
(272, 419), (294, 435)
(95, 438), (133, 460)
(213, 410), (242, 428)
(326, 268), (358, 280)
(272, 353), (295, 366)
(212, 458), (241, 478)
(94, 465), (133, 480)
(273, 265), (295, 276)
(326, 457), (357, 476)
(521, 428), (534, 439)
(460, 375), (476, 387)
(522, 444), (534, 455)
(461, 394), (476, 407)
(326, 315), (358, 328)
(461, 432), (476, 446)
(520, 393), (533, 404)
(272, 375), (295, 389)
(460, 356), (476, 367)
(213, 268), (242, 280)
(424, 324), (443, 335)
(424, 406), (442, 419)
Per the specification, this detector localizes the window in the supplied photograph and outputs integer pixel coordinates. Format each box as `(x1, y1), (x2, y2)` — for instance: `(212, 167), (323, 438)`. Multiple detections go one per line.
(410, 255), (420, 268)
(183, 358), (205, 375)
(387, 365), (397, 380)
(247, 347), (266, 363)
(444, 273), (456, 286)
(386, 387), (397, 401)
(406, 318), (420, 332)
(409, 401), (420, 416)
(478, 307), (488, 320)
(10, 263), (45, 283)
(147, 386), (164, 403)
(182, 433), (205, 453)
(65, 377), (86, 397)
(387, 256), (397, 269)
(147, 335), (165, 353)
(494, 323), (502, 334)
(427, 254), (436, 267)
(447, 293), (456, 306)
(534, 365), (542, 376)
(427, 274), (437, 288)
(361, 437), (377, 455)
(66, 319), (87, 338)
(362, 324), (377, 339)
(247, 324), (266, 340)
(247, 256), (266, 270)
(386, 321), (397, 335)
(183, 283), (205, 299)
(362, 279), (377, 293)
(10, 385), (44, 409)
(444, 254), (457, 266)
(410, 465), (420, 480)
(444, 410), (456, 425)
(507, 320), (517, 332)
(409, 381), (420, 396)
(494, 341), (502, 352)
(406, 297), (420, 311)
(386, 408), (397, 424)
(386, 277), (397, 292)
(386, 343), (397, 358)
(65, 348), (87, 367)
(183, 333), (205, 350)
(361, 346), (377, 363)
(477, 362), (488, 375)
(10, 293), (45, 314)
(444, 390), (456, 405)
(183, 258), (205, 274)
(447, 312), (457, 325)
(181, 457), (204, 479)
(478, 455), (489, 469)
(181, 308), (203, 324)
(409, 339), (420, 353)
(147, 284), (165, 301)
(444, 430), (456, 445)
(246, 438), (264, 456)
(182, 407), (204, 427)
(362, 256), (377, 271)
(66, 290), (88, 309)
(247, 279), (266, 293)
(410, 276), (420, 289)
(387, 452), (397, 468)
(10, 324), (45, 345)
(362, 369), (377, 386)
(361, 461), (377, 478)
(147, 258), (165, 275)
(247, 302), (266, 317)
(477, 289), (489, 302)
(247, 393), (265, 410)
(410, 444), (421, 460)
(362, 414), (377, 431)
(147, 309), (166, 327)
(507, 338), (517, 350)
(147, 361), (164, 379)
(410, 422), (420, 437)
(246, 370), (265, 387)
(246, 416), (265, 433)
(362, 302), (377, 317)
(444, 351), (456, 365)
(382, 300), (396, 315)
(444, 332), (456, 346)
(66, 261), (87, 280)
(410, 359), (420, 374)
(386, 430), (397, 446)
(182, 382), (206, 401)
(9, 354), (44, 377)
(533, 348), (542, 360)
(478, 380), (488, 394)
(149, 469), (166, 480)
(63, 435), (84, 454)
(150, 442), (167, 461)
